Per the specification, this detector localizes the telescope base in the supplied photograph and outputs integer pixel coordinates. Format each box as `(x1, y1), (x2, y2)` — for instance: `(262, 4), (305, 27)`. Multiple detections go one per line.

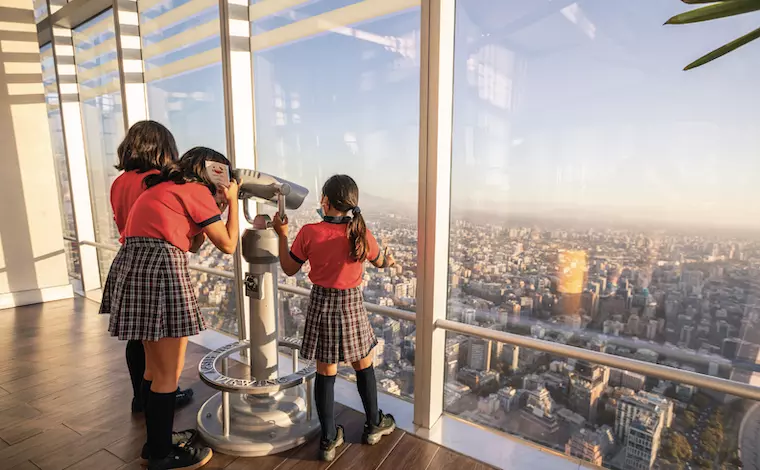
(197, 390), (320, 457)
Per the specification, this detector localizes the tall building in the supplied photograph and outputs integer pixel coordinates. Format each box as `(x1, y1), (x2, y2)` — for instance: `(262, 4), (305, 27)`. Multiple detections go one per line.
(565, 429), (605, 466)
(615, 391), (673, 441)
(568, 361), (607, 422)
(624, 415), (663, 470)
(468, 338), (492, 371)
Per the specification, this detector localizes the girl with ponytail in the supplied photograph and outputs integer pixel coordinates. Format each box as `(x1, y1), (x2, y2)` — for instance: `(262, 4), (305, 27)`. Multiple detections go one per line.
(273, 174), (396, 462)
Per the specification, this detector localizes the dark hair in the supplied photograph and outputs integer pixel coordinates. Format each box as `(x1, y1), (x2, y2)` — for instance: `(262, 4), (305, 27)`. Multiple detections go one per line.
(322, 175), (368, 262)
(144, 146), (231, 195)
(115, 120), (178, 172)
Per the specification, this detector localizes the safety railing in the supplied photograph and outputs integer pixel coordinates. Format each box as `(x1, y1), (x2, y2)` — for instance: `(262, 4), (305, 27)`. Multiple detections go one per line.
(79, 238), (760, 403)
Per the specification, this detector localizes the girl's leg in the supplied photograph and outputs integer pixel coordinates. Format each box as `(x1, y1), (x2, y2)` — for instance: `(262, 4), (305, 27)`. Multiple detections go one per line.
(141, 341), (154, 413)
(143, 338), (187, 460)
(351, 353), (379, 426)
(315, 362), (338, 441)
(126, 340), (146, 412)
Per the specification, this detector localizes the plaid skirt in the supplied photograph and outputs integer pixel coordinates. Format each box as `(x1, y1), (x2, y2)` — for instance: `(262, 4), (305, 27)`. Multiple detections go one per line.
(300, 285), (377, 364)
(100, 237), (206, 341)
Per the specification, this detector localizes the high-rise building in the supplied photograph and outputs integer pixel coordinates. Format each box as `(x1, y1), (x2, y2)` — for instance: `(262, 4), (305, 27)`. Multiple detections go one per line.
(565, 429), (605, 466)
(568, 361), (607, 422)
(468, 338), (492, 371)
(624, 415), (663, 470)
(645, 320), (658, 340)
(615, 391), (673, 441)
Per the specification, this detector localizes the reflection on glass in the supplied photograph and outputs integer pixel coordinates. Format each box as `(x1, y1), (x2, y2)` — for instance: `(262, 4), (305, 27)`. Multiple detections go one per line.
(33, 0), (47, 22)
(41, 44), (80, 280)
(447, 0), (760, 467)
(139, 0), (234, 335)
(252, 0), (421, 398)
(73, 10), (125, 282)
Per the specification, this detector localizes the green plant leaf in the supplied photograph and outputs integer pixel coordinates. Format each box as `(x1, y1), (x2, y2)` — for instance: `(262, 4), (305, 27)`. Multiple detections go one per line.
(682, 0), (729, 4)
(666, 0), (760, 24)
(685, 25), (760, 69)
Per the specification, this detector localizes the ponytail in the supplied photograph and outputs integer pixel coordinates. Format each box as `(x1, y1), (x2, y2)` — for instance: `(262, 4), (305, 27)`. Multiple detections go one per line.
(347, 209), (369, 262)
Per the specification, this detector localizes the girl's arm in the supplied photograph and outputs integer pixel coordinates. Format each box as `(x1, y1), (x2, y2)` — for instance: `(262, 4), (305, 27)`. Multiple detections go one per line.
(370, 247), (395, 269)
(273, 213), (302, 276)
(203, 181), (240, 254)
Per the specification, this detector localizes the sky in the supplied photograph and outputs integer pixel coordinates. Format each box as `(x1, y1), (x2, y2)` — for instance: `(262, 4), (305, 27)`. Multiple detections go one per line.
(138, 0), (760, 229)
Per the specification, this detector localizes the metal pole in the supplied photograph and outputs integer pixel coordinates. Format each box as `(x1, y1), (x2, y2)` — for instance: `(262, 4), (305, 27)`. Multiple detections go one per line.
(306, 377), (313, 422)
(292, 349), (299, 374)
(222, 357), (230, 437)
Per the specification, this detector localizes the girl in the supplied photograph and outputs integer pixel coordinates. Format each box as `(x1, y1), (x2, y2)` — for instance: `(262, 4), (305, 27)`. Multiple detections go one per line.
(110, 120), (194, 415)
(101, 147), (240, 470)
(273, 174), (396, 462)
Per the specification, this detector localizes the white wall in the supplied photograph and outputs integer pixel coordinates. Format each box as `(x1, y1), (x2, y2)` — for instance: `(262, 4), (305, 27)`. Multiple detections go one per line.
(0, 0), (73, 308)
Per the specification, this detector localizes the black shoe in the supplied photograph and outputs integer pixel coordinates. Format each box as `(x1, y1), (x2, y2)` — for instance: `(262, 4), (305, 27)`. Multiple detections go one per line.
(175, 388), (194, 409)
(319, 425), (344, 462)
(362, 411), (396, 446)
(139, 430), (199, 463)
(133, 388), (193, 413)
(132, 397), (143, 414)
(147, 445), (212, 470)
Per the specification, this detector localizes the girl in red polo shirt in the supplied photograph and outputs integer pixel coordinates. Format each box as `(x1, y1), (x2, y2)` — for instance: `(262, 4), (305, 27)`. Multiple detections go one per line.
(110, 120), (194, 417)
(101, 147), (239, 470)
(273, 174), (396, 462)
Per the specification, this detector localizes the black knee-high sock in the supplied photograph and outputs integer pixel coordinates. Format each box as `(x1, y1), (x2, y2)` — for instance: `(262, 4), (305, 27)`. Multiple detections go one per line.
(315, 374), (337, 441)
(356, 365), (380, 426)
(141, 379), (152, 416)
(126, 341), (146, 400)
(147, 390), (176, 459)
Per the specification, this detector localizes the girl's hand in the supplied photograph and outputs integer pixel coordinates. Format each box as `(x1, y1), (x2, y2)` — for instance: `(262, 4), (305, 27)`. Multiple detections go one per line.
(273, 212), (288, 238)
(385, 251), (396, 268)
(223, 180), (239, 203)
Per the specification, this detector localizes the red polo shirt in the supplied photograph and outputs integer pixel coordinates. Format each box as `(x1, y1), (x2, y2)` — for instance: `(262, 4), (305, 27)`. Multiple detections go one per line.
(290, 222), (380, 290)
(125, 181), (221, 252)
(111, 169), (159, 244)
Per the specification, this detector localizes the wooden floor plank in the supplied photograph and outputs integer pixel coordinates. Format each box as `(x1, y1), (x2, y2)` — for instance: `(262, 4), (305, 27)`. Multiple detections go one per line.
(63, 449), (124, 470)
(376, 433), (440, 470)
(328, 429), (404, 470)
(427, 448), (497, 470)
(0, 425), (82, 469)
(31, 428), (135, 470)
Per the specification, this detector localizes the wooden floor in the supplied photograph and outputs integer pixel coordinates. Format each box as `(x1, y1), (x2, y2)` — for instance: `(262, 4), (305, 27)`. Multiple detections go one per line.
(0, 298), (495, 470)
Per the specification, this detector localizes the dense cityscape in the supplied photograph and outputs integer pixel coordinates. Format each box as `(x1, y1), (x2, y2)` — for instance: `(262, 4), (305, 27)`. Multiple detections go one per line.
(93, 201), (760, 470)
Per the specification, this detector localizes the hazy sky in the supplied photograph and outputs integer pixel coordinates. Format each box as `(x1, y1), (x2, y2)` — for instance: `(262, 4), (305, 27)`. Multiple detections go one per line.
(146, 0), (760, 228)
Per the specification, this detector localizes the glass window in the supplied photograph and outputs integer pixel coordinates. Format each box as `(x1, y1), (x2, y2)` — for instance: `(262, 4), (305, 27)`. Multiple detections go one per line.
(252, 0), (421, 400)
(41, 44), (81, 281)
(73, 10), (126, 282)
(33, 0), (48, 22)
(447, 0), (760, 465)
(139, 0), (234, 335)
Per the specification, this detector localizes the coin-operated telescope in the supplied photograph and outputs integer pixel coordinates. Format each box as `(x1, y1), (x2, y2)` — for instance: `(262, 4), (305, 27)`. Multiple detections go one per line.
(197, 170), (317, 457)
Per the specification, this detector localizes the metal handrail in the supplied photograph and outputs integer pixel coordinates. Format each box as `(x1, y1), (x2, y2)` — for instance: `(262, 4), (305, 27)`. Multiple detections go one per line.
(79, 238), (760, 402)
(437, 318), (760, 402)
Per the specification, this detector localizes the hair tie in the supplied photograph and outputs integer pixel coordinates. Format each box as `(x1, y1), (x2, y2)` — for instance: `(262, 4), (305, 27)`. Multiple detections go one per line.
(351, 206), (361, 216)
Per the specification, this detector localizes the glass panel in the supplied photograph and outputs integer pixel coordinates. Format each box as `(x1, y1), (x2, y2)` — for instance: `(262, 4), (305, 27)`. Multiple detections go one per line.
(445, 333), (751, 469)
(139, 0), (234, 335)
(33, 0), (48, 22)
(252, 0), (420, 399)
(41, 44), (80, 280)
(448, 0), (760, 467)
(73, 10), (125, 282)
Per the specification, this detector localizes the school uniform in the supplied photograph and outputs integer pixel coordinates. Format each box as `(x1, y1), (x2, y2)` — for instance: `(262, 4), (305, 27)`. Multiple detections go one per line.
(290, 217), (381, 364)
(100, 181), (221, 342)
(110, 169), (159, 244)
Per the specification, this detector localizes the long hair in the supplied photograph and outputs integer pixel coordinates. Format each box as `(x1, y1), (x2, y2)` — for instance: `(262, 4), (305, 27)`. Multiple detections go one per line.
(144, 146), (231, 195)
(115, 120), (178, 172)
(322, 175), (368, 262)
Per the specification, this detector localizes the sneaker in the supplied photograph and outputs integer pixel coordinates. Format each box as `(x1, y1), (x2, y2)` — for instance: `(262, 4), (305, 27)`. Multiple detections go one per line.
(175, 387), (194, 409)
(147, 445), (212, 470)
(319, 425), (344, 462)
(362, 411), (396, 446)
(139, 430), (199, 463)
